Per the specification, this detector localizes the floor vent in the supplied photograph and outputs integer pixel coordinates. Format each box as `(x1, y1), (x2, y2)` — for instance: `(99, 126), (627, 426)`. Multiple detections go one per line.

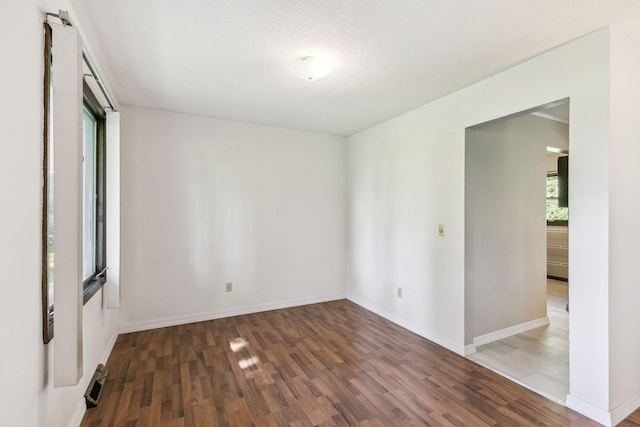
(84, 364), (108, 409)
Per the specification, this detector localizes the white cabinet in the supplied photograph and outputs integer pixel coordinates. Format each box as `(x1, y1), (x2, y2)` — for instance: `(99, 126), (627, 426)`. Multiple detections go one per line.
(547, 225), (568, 280)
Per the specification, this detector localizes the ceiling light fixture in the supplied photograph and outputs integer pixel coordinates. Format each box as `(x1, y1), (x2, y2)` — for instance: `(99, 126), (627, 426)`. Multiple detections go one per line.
(291, 56), (330, 81)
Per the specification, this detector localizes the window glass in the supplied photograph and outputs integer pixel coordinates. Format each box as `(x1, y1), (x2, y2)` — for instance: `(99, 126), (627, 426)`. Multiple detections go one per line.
(82, 109), (97, 280)
(546, 174), (569, 222)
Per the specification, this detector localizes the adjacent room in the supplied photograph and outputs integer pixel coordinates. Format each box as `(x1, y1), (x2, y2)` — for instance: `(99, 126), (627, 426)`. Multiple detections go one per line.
(3, 1), (640, 426)
(465, 100), (571, 403)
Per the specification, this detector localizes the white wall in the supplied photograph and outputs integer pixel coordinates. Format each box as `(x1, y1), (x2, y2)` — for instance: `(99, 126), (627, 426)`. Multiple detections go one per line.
(38, 289), (118, 426)
(547, 153), (563, 173)
(0, 1), (118, 426)
(347, 28), (616, 422)
(465, 114), (554, 345)
(608, 28), (640, 422)
(546, 122), (570, 173)
(4, 3), (638, 426)
(119, 105), (346, 332)
(346, 110), (466, 352)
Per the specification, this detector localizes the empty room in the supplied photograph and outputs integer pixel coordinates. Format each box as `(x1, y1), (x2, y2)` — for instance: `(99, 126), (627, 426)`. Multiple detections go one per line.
(4, 1), (640, 426)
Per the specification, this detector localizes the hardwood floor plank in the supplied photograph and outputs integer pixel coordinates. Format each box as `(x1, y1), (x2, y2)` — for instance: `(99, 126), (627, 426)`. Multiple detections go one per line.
(80, 299), (640, 426)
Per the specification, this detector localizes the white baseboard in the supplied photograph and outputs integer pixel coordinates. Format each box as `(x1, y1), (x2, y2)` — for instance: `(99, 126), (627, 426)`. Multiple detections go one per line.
(346, 295), (465, 356)
(72, 330), (119, 427)
(464, 344), (477, 356)
(118, 293), (346, 333)
(70, 401), (86, 427)
(566, 394), (611, 426)
(472, 316), (549, 348)
(611, 389), (640, 426)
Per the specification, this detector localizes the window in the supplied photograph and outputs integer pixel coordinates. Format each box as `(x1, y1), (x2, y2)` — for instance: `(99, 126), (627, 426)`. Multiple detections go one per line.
(42, 17), (116, 345)
(82, 84), (107, 303)
(546, 173), (569, 223)
(42, 23), (54, 343)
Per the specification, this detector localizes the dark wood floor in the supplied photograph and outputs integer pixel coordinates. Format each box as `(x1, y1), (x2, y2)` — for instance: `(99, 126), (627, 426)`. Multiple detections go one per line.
(81, 299), (640, 426)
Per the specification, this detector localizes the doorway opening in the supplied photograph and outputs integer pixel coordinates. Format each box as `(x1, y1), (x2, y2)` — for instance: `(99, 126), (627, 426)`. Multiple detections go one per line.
(464, 99), (570, 403)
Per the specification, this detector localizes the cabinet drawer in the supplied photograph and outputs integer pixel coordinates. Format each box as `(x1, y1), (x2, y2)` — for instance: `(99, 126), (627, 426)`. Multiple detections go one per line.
(547, 246), (568, 263)
(547, 262), (568, 279)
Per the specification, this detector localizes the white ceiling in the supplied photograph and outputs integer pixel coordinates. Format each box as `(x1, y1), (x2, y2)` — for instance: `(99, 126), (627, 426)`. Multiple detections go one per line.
(70, 0), (640, 136)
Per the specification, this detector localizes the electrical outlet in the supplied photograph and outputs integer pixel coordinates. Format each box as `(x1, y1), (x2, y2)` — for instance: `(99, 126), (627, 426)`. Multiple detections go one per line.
(226, 282), (233, 292)
(438, 224), (445, 236)
(397, 287), (403, 298)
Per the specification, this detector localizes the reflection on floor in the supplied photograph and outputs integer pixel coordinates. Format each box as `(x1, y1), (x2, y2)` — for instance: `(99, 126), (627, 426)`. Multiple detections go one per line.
(468, 279), (569, 403)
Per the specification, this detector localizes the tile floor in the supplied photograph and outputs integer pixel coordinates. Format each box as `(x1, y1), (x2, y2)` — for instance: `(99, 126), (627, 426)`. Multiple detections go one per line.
(468, 279), (569, 403)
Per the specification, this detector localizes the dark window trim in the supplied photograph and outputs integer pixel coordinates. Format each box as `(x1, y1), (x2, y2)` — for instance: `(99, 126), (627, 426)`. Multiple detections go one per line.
(83, 275), (105, 304)
(546, 172), (569, 226)
(42, 23), (54, 343)
(82, 82), (107, 305)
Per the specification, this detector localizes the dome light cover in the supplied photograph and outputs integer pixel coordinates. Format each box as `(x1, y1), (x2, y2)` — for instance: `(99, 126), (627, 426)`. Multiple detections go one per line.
(291, 56), (331, 81)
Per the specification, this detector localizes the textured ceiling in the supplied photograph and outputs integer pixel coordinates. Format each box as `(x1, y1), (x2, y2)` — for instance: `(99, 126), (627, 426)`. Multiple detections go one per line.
(70, 0), (640, 136)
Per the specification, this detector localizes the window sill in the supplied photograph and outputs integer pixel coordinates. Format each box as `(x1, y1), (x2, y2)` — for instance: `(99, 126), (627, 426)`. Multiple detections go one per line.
(83, 276), (106, 305)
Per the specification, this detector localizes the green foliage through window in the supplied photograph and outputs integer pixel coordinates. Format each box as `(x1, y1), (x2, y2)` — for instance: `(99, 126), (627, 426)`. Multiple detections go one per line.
(547, 174), (569, 222)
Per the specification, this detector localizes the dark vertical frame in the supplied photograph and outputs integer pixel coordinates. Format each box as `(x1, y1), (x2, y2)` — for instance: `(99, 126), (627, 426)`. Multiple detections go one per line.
(81, 82), (107, 304)
(558, 155), (569, 208)
(42, 23), (54, 344)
